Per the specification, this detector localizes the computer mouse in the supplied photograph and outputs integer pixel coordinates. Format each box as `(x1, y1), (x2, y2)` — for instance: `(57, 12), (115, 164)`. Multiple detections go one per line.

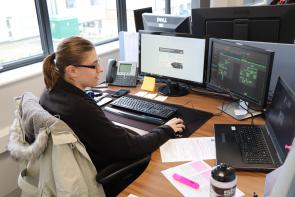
(174, 125), (187, 138)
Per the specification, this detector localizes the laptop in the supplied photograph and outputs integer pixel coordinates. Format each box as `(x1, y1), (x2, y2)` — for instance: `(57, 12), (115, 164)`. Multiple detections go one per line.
(214, 77), (295, 171)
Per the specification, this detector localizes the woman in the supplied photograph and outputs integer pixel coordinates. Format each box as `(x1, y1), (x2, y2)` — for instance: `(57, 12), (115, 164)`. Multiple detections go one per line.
(40, 36), (185, 196)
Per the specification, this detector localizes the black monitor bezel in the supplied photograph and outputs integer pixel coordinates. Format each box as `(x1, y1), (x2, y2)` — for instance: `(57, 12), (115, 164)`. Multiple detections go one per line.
(206, 38), (274, 109)
(139, 31), (207, 88)
(191, 4), (295, 44)
(133, 7), (153, 32)
(142, 13), (191, 34)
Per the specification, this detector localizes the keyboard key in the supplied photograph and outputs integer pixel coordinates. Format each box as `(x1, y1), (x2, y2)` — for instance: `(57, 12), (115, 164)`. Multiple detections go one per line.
(234, 126), (273, 164)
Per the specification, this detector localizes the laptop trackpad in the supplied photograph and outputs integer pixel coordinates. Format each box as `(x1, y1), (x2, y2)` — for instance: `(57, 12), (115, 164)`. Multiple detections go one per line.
(216, 131), (243, 166)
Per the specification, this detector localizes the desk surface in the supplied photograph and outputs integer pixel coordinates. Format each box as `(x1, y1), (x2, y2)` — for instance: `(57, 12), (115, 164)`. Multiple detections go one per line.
(108, 86), (267, 197)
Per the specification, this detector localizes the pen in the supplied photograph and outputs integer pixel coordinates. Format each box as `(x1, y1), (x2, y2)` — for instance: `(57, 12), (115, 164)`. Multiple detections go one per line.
(172, 173), (200, 189)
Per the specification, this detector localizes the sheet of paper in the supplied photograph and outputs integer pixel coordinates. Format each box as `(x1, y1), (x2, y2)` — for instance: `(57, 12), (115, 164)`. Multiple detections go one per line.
(162, 160), (245, 197)
(134, 91), (148, 97)
(144, 93), (157, 99)
(154, 95), (168, 102)
(160, 137), (216, 163)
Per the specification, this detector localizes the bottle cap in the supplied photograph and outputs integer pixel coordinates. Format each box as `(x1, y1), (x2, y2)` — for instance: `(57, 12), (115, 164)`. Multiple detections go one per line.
(211, 163), (236, 182)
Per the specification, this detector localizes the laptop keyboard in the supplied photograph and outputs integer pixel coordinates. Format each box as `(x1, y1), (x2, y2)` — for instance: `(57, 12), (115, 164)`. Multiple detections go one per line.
(234, 125), (273, 164)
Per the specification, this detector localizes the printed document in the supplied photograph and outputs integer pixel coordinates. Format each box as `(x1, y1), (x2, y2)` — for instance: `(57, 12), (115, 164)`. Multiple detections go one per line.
(160, 137), (216, 163)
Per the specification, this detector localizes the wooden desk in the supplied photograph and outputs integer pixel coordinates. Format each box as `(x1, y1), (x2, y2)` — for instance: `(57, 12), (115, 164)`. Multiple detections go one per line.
(110, 86), (267, 197)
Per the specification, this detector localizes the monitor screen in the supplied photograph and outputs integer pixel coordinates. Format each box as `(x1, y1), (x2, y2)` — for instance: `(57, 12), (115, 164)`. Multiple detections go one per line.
(142, 13), (191, 34)
(191, 4), (295, 44)
(224, 39), (295, 99)
(118, 63), (132, 73)
(266, 77), (295, 161)
(139, 32), (206, 96)
(206, 38), (274, 109)
(133, 7), (153, 32)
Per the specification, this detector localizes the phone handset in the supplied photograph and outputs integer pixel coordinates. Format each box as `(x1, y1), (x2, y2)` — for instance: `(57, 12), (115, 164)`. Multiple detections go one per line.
(106, 59), (117, 83)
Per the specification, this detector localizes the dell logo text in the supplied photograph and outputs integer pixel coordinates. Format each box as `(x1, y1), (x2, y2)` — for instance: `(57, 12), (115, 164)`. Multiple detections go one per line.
(157, 17), (167, 23)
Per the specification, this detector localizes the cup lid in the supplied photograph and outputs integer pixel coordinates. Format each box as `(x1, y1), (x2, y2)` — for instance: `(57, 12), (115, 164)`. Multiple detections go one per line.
(211, 163), (236, 182)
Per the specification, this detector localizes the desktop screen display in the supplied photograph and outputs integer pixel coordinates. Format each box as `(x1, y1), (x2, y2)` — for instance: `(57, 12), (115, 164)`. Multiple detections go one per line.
(224, 39), (295, 99)
(140, 33), (206, 86)
(191, 5), (295, 44)
(142, 13), (191, 34)
(207, 38), (274, 109)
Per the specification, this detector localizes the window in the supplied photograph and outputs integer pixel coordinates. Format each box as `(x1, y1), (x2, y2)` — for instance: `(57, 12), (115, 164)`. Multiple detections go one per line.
(90, 0), (100, 6)
(0, 0), (44, 72)
(171, 0), (191, 16)
(65, 0), (76, 8)
(210, 0), (268, 7)
(126, 0), (165, 32)
(47, 0), (118, 49)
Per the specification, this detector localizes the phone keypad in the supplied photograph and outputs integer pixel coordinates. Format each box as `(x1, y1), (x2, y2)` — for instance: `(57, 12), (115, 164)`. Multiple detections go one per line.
(112, 76), (137, 87)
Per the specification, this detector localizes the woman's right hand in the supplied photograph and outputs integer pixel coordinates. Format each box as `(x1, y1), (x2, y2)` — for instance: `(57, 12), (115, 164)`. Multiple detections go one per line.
(165, 117), (185, 133)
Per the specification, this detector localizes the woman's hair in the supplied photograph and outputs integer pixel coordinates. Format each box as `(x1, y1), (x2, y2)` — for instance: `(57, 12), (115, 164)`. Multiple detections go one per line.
(43, 36), (95, 90)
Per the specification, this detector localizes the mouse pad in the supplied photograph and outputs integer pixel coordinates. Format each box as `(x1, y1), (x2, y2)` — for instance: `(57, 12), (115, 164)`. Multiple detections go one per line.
(101, 90), (213, 138)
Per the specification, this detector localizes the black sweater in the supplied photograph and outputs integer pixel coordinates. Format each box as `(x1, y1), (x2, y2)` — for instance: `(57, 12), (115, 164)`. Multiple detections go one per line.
(40, 78), (174, 170)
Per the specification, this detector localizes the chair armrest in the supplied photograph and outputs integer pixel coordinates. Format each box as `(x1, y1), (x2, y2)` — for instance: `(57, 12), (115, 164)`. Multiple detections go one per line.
(96, 154), (151, 185)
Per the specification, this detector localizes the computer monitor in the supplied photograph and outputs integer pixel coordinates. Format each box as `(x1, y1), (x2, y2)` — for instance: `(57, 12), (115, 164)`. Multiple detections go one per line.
(224, 39), (295, 99)
(133, 7), (153, 32)
(191, 4), (295, 44)
(206, 38), (274, 119)
(142, 13), (191, 34)
(139, 32), (206, 96)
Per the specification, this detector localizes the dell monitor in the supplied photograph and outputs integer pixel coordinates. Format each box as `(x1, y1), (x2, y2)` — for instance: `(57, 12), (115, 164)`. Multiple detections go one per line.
(142, 13), (191, 34)
(191, 4), (295, 44)
(206, 38), (274, 120)
(139, 32), (206, 96)
(133, 7), (153, 32)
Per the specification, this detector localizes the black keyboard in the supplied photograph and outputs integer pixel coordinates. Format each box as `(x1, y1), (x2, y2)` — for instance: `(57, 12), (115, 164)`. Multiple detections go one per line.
(234, 125), (273, 164)
(110, 96), (177, 119)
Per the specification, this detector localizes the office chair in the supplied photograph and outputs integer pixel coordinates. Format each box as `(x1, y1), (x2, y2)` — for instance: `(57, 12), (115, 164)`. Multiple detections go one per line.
(97, 154), (151, 197)
(7, 92), (150, 197)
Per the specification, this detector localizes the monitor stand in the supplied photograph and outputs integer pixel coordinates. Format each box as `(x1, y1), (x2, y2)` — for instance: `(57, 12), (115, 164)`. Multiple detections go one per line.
(217, 100), (262, 120)
(158, 80), (188, 97)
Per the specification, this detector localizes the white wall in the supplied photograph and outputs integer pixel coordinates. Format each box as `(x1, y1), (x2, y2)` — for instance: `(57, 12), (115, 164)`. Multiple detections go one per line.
(0, 47), (119, 196)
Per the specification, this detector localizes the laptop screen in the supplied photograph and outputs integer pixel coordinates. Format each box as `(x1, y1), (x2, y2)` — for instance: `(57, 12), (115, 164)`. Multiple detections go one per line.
(266, 77), (295, 160)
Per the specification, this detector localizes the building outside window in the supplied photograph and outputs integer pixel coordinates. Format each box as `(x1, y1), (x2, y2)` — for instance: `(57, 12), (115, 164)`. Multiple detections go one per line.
(0, 0), (43, 72)
(47, 0), (118, 49)
(171, 0), (191, 15)
(65, 0), (76, 8)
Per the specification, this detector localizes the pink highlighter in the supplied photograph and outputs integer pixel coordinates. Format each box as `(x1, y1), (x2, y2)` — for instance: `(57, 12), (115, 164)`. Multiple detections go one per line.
(172, 173), (200, 189)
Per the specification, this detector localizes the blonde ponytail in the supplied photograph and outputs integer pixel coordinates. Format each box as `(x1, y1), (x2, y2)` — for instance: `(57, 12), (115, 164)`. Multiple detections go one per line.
(43, 53), (60, 91)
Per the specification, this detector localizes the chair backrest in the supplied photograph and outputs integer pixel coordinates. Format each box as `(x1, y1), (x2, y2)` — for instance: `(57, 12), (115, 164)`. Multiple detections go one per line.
(7, 92), (105, 197)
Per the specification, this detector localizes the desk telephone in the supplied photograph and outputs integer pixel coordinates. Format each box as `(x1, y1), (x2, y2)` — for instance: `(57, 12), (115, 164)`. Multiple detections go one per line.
(106, 59), (138, 87)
